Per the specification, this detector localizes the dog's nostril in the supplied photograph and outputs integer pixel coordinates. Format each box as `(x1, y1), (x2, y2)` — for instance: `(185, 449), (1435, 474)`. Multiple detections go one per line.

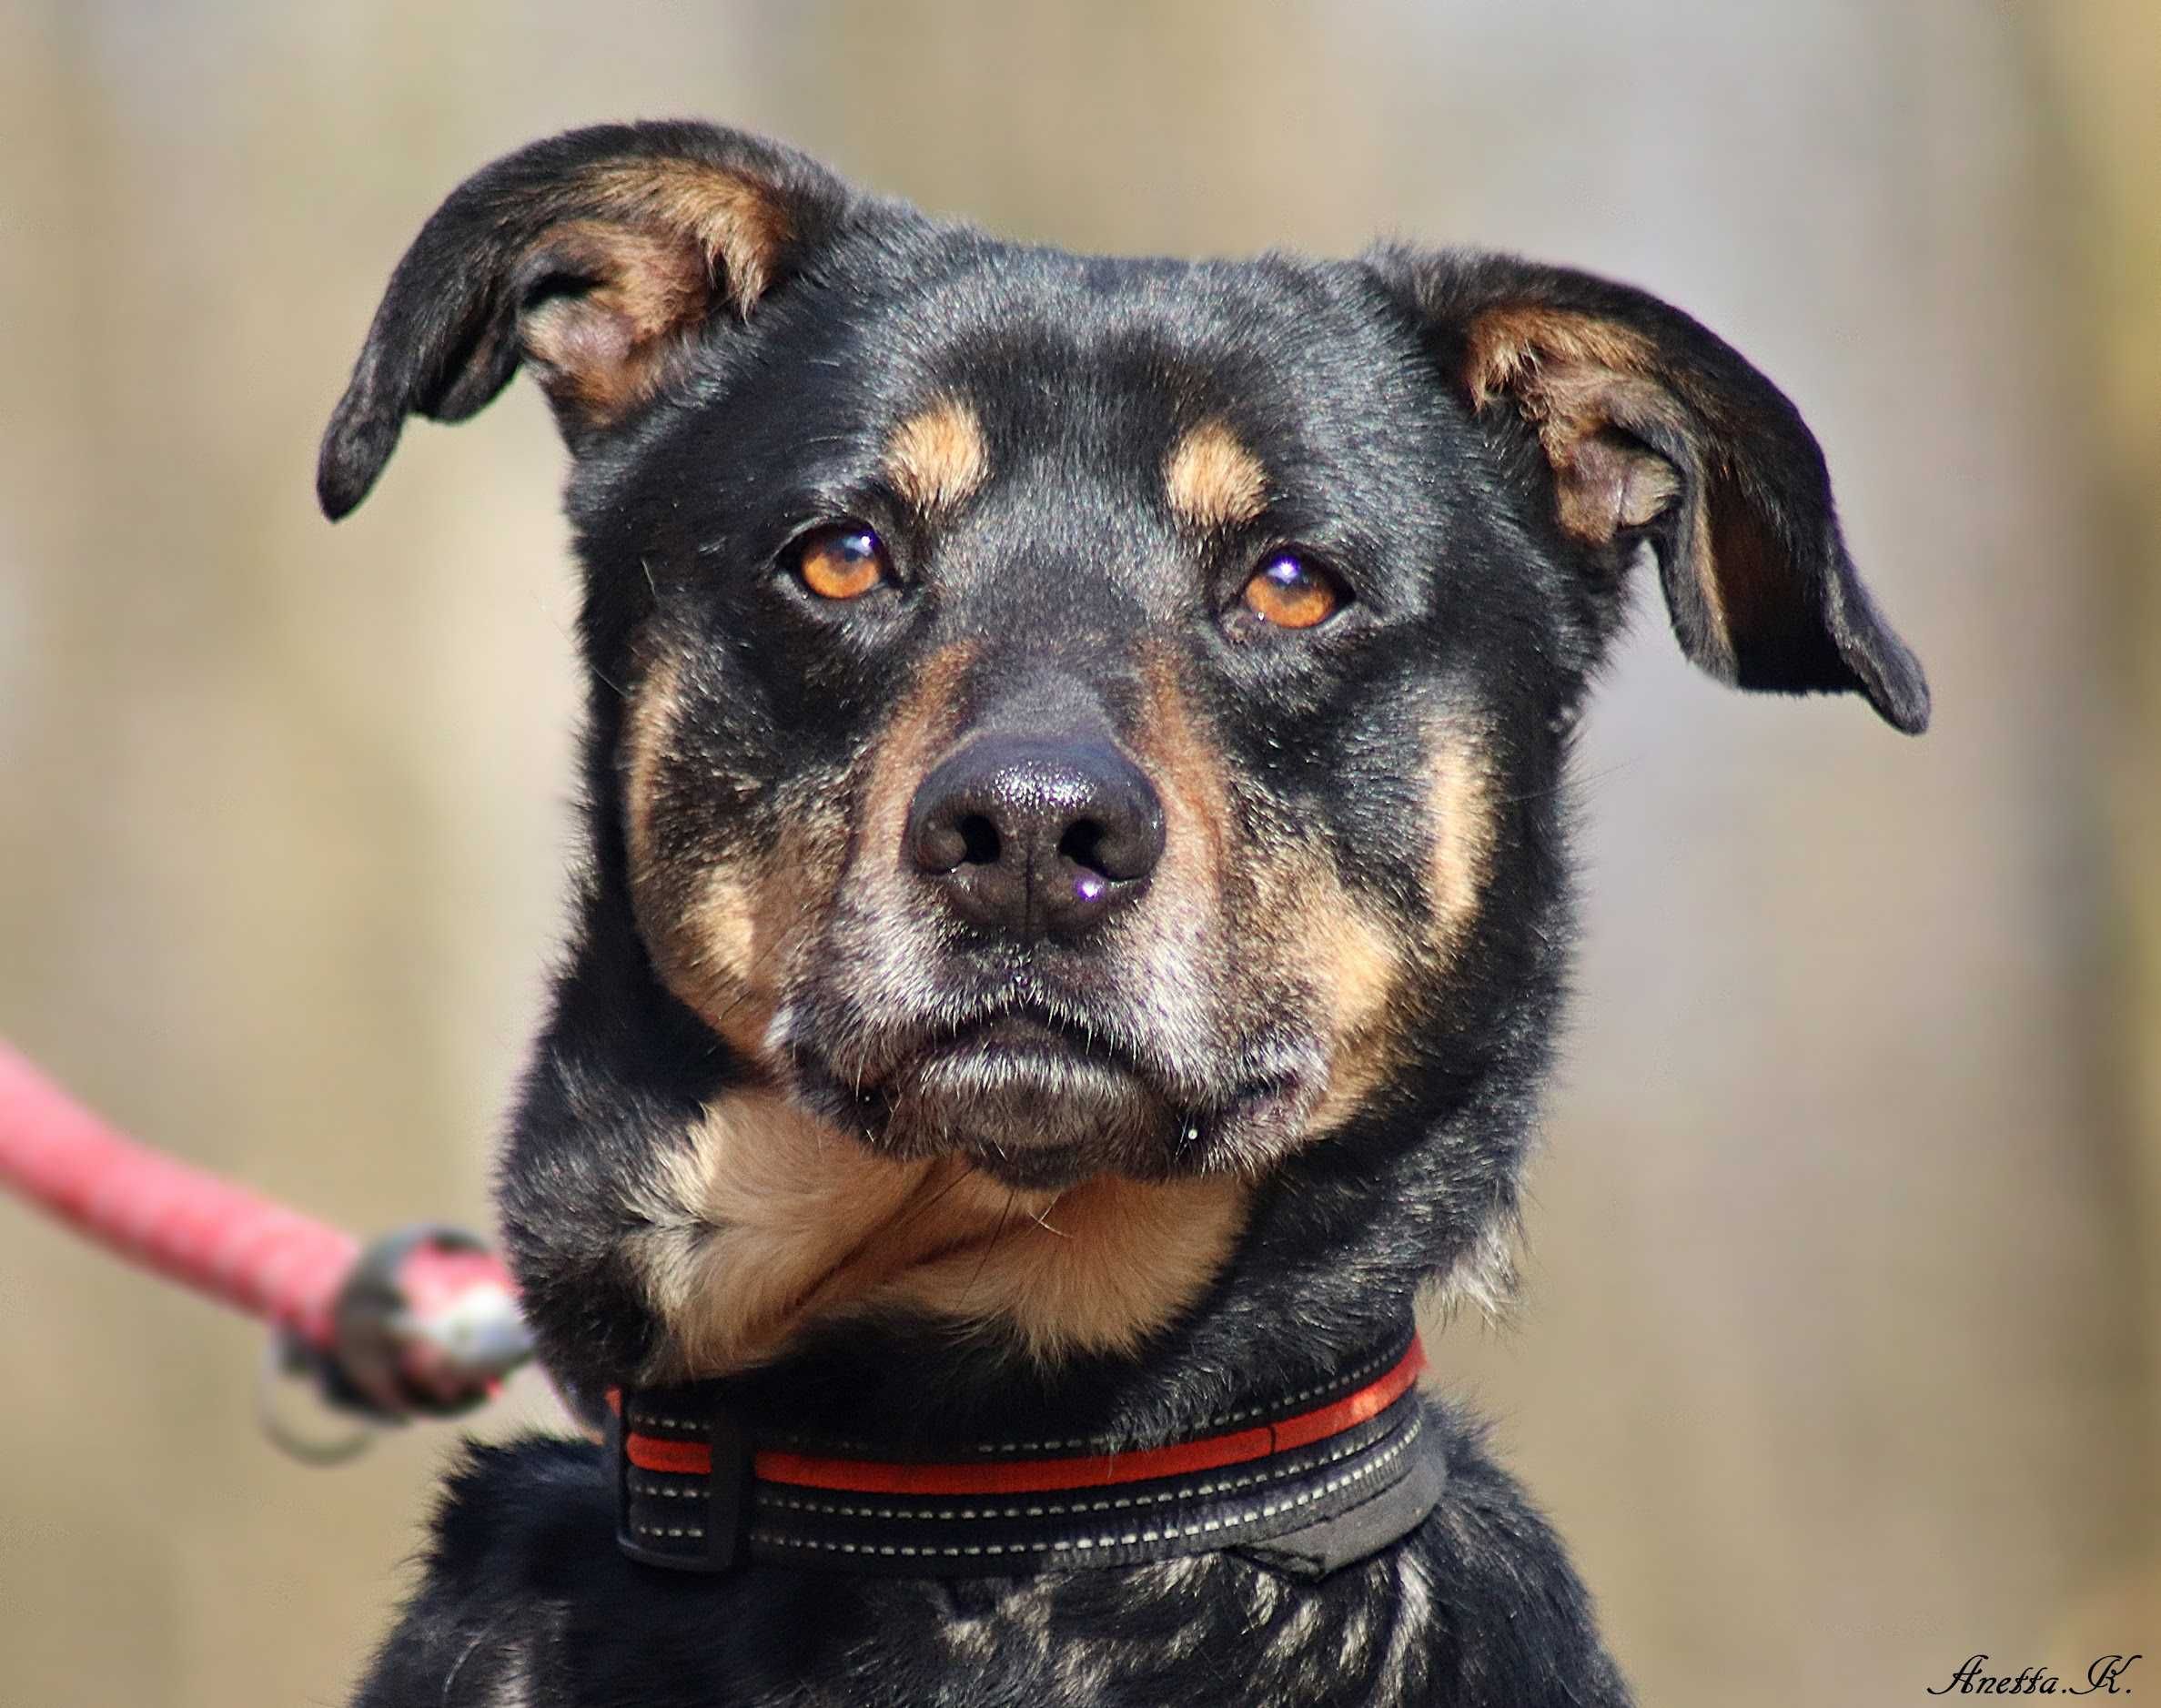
(1061, 799), (1162, 884)
(957, 814), (1002, 868)
(1057, 818), (1108, 875)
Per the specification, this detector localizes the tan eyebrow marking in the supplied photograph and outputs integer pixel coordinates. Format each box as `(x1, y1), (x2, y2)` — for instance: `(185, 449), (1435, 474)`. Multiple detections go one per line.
(884, 397), (990, 516)
(1164, 420), (1269, 530)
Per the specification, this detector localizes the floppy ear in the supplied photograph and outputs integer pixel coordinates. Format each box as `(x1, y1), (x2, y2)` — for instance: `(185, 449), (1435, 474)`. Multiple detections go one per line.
(1368, 247), (1928, 733)
(318, 121), (853, 520)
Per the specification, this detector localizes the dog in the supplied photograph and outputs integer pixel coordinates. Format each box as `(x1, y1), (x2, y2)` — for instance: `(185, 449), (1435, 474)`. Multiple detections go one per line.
(318, 120), (1928, 1706)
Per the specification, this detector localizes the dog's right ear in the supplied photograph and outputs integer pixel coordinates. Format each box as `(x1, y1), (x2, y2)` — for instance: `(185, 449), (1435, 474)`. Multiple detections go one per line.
(318, 121), (853, 520)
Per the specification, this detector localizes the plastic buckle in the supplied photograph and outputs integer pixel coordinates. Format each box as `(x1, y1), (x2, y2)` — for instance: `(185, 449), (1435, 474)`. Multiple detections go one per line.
(702, 1410), (750, 1572)
(613, 1393), (752, 1573)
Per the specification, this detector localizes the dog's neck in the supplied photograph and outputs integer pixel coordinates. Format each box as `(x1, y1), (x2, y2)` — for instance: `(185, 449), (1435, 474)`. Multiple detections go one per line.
(624, 1057), (1533, 1457)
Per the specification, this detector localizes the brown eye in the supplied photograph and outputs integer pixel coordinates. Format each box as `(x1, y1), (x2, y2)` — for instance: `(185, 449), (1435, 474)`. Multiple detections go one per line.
(1241, 553), (1346, 630)
(795, 525), (891, 601)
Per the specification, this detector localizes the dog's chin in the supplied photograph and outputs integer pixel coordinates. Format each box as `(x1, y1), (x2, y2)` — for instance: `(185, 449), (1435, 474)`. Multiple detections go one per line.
(883, 1042), (1184, 1190)
(789, 1013), (1196, 1188)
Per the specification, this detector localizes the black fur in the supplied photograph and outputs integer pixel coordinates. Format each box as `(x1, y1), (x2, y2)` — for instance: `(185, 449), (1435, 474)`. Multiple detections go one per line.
(323, 121), (1926, 1707)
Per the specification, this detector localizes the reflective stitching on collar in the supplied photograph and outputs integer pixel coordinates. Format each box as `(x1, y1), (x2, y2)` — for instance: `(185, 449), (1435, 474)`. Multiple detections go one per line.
(731, 1420), (1421, 1560)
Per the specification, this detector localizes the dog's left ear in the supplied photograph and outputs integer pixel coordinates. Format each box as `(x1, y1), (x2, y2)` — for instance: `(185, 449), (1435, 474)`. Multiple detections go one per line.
(1368, 247), (1928, 733)
(318, 121), (853, 520)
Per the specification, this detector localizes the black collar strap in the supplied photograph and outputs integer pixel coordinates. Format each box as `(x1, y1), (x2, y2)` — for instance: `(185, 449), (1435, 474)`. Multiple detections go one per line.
(610, 1326), (1441, 1580)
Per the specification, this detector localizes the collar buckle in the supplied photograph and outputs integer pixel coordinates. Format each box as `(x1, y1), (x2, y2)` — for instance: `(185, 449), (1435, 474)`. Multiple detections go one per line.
(615, 1397), (751, 1572)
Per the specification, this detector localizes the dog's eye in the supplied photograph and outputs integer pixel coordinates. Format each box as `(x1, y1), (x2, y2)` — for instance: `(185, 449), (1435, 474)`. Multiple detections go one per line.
(794, 525), (892, 601)
(1240, 553), (1347, 630)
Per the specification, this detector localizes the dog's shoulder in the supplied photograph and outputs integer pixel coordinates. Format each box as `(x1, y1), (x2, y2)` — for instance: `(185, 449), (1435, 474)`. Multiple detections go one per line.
(349, 1439), (601, 1708)
(351, 1410), (1630, 1708)
(1407, 1402), (1635, 1705)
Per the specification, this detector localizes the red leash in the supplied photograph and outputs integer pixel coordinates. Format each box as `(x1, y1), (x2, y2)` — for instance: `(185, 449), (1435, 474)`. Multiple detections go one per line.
(0, 1039), (532, 1432)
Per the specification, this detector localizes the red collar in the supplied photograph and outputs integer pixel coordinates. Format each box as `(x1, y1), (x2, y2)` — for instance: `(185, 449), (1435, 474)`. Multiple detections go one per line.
(609, 1329), (1439, 1576)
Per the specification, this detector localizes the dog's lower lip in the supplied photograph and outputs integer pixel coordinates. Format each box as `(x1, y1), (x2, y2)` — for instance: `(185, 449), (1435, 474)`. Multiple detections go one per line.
(972, 1013), (1065, 1046)
(786, 1018), (1155, 1118)
(918, 1019), (1156, 1104)
(901, 1004), (1156, 1084)
(962, 1011), (1115, 1059)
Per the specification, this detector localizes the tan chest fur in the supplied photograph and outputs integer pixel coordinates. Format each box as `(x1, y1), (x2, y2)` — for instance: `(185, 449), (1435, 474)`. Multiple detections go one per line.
(628, 1089), (1250, 1379)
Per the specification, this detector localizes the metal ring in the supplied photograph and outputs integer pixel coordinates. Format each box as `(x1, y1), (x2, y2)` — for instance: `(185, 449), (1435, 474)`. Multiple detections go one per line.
(257, 1334), (374, 1466)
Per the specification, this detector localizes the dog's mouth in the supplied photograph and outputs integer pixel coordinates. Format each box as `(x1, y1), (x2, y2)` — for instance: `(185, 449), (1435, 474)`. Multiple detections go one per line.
(787, 995), (1313, 1188)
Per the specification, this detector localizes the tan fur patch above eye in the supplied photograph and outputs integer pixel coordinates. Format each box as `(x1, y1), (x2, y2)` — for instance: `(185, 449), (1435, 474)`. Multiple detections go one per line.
(1164, 420), (1269, 531)
(884, 398), (990, 517)
(628, 1091), (1247, 1379)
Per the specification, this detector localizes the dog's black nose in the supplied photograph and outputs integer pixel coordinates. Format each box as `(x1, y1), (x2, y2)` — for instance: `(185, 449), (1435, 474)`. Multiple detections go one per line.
(907, 733), (1165, 939)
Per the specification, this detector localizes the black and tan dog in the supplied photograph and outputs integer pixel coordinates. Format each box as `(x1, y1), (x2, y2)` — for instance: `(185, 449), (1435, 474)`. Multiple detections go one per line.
(320, 121), (1926, 1706)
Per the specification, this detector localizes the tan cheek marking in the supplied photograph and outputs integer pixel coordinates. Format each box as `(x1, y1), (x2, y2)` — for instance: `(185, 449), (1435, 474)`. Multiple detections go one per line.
(1323, 898), (1405, 1043)
(855, 639), (982, 868)
(1426, 732), (1499, 953)
(1302, 890), (1409, 1138)
(648, 817), (843, 1066)
(1164, 420), (1268, 531)
(884, 398), (989, 517)
(637, 638), (977, 1097)
(621, 652), (684, 879)
(683, 871), (760, 994)
(628, 1092), (1243, 1378)
(622, 649), (765, 1048)
(1136, 653), (1407, 1146)
(1134, 654), (1232, 908)
(622, 651), (845, 1064)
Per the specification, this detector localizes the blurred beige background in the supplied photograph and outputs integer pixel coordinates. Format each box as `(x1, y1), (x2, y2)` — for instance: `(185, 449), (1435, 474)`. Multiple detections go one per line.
(3, 3), (2156, 1703)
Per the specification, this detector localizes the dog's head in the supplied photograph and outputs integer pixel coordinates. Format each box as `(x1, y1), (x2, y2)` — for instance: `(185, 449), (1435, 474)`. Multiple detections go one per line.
(323, 123), (1924, 1380)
